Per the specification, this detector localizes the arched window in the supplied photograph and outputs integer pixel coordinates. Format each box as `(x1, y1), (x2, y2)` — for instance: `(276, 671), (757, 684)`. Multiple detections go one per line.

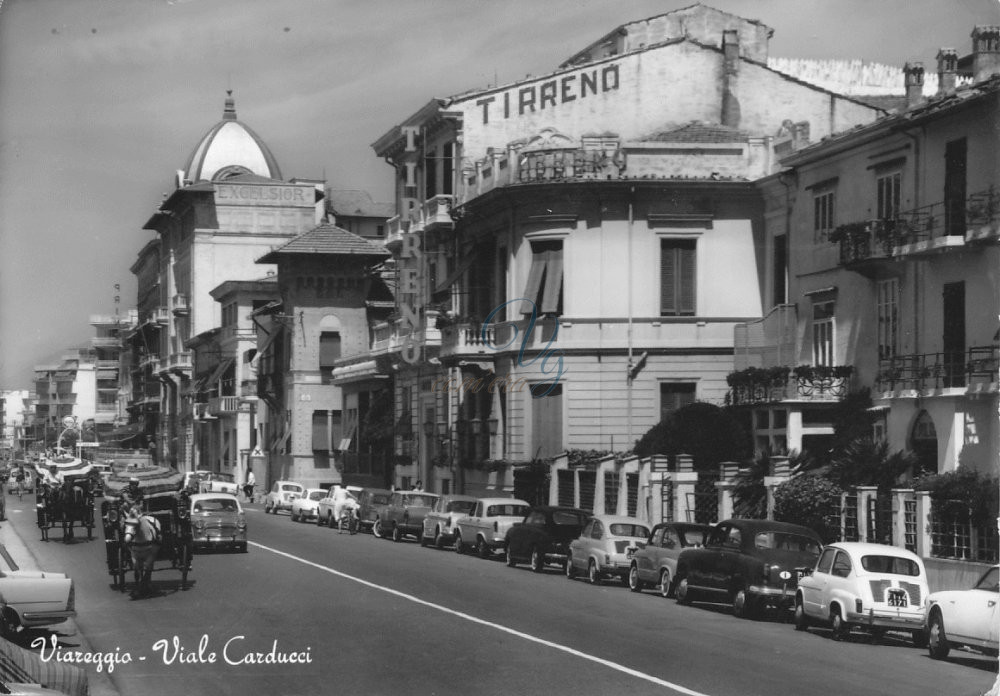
(318, 315), (342, 385)
(910, 410), (938, 477)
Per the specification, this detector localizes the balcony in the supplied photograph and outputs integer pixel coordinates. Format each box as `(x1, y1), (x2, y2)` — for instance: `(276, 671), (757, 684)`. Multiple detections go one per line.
(172, 294), (190, 316)
(240, 380), (258, 398)
(371, 312), (442, 355)
(166, 351), (193, 373)
(439, 321), (498, 361)
(222, 325), (257, 342)
(96, 360), (119, 370)
(207, 396), (240, 416)
(91, 336), (121, 349)
(877, 346), (998, 396)
(153, 307), (170, 325)
(726, 365), (853, 406)
(422, 195), (455, 231)
(386, 215), (408, 247)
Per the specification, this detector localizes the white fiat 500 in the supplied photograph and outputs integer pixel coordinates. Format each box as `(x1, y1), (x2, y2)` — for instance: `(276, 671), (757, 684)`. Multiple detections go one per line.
(795, 542), (929, 645)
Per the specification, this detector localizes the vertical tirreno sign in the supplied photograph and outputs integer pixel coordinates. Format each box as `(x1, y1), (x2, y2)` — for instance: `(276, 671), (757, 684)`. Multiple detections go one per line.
(472, 62), (620, 124)
(398, 125), (423, 365)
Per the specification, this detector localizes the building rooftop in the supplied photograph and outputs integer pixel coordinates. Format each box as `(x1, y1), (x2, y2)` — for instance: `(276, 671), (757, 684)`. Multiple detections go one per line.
(257, 223), (391, 263)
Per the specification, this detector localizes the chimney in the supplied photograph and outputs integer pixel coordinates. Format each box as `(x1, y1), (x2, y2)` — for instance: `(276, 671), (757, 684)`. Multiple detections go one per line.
(936, 49), (958, 94)
(721, 30), (741, 128)
(904, 62), (924, 108)
(972, 26), (1000, 81)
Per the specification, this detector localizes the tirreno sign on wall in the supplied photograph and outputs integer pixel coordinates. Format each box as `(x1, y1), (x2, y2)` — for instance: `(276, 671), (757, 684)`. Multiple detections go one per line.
(471, 62), (621, 124)
(215, 184), (313, 207)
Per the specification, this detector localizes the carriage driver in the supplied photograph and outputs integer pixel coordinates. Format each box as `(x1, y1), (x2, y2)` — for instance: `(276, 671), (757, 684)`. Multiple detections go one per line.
(119, 476), (145, 512)
(42, 464), (64, 487)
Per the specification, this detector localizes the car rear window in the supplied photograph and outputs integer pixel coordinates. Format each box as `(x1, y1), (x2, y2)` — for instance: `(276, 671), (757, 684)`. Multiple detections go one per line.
(553, 511), (587, 526)
(281, 484), (302, 492)
(679, 528), (708, 547)
(405, 495), (435, 507)
(754, 532), (821, 555)
(861, 555), (921, 576)
(610, 523), (650, 538)
(308, 491), (325, 501)
(370, 494), (389, 505)
(487, 504), (530, 517)
(194, 499), (239, 513)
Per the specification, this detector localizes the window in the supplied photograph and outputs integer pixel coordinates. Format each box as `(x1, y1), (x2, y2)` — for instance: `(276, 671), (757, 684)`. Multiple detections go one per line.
(442, 142), (454, 196)
(876, 171), (901, 220)
(376, 224), (385, 237)
(660, 239), (696, 316)
(831, 551), (852, 578)
(876, 279), (898, 361)
(522, 240), (563, 315)
(660, 383), (696, 423)
(772, 234), (787, 306)
(723, 527), (742, 549)
(817, 547), (836, 574)
(813, 190), (835, 242)
(944, 138), (967, 236)
(425, 147), (437, 199)
(530, 383), (563, 459)
(312, 410), (329, 452)
(812, 300), (835, 366)
(650, 526), (665, 547)
(662, 527), (680, 549)
(319, 331), (341, 384)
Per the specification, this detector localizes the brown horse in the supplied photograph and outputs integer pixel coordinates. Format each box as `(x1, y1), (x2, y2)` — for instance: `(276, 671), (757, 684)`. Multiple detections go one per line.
(123, 506), (161, 597)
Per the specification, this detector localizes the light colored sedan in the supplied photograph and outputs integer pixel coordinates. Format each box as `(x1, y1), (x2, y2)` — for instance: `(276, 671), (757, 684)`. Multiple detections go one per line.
(926, 564), (999, 660)
(190, 492), (247, 552)
(454, 497), (531, 558)
(567, 515), (650, 585)
(263, 480), (304, 514)
(795, 542), (929, 644)
(628, 522), (713, 597)
(290, 488), (326, 523)
(0, 566), (75, 638)
(420, 494), (477, 548)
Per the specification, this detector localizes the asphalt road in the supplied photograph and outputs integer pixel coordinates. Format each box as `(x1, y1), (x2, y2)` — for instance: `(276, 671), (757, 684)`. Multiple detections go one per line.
(4, 493), (996, 696)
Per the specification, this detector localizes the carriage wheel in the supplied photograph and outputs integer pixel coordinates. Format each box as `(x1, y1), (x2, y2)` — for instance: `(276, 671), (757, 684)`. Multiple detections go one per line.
(116, 543), (127, 592)
(179, 543), (190, 591)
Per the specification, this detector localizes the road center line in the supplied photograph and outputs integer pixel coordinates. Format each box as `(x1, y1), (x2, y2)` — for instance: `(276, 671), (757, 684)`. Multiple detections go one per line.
(252, 541), (712, 696)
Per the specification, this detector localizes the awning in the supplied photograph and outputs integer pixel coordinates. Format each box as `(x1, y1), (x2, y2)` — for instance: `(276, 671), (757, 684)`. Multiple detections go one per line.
(252, 326), (284, 366)
(104, 465), (184, 499)
(206, 357), (235, 387)
(434, 254), (476, 294)
(0, 637), (89, 696)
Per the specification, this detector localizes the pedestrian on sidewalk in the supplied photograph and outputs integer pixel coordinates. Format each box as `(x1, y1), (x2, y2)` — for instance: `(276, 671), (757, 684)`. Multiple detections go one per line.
(244, 470), (256, 503)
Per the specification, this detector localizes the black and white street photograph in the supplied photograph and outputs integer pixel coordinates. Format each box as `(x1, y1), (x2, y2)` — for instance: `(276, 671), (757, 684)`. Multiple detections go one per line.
(0, 1), (998, 694)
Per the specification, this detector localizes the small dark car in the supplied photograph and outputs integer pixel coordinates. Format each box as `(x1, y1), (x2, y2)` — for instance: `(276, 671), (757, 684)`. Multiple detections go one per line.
(674, 518), (822, 618)
(504, 506), (591, 572)
(379, 491), (439, 542)
(356, 488), (393, 536)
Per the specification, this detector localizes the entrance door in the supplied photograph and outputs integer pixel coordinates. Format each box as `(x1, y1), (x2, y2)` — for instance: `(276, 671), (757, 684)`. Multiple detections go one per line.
(943, 282), (965, 388)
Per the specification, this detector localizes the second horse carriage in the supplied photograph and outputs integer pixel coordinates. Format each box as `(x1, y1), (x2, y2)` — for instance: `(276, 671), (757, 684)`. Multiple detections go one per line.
(101, 467), (193, 597)
(35, 455), (96, 542)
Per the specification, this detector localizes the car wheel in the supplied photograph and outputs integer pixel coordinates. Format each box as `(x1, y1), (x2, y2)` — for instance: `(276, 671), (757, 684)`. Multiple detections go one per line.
(291, 510), (298, 522)
(505, 545), (516, 567)
(530, 547), (545, 573)
(391, 524), (402, 542)
(327, 512), (335, 529)
(434, 528), (445, 550)
(477, 538), (491, 559)
(627, 564), (644, 592)
(831, 607), (849, 641)
(566, 554), (576, 580)
(316, 512), (323, 527)
(0, 610), (16, 639)
(659, 569), (672, 598)
(927, 612), (950, 659)
(419, 530), (429, 547)
(587, 559), (600, 585)
(264, 501), (272, 514)
(910, 629), (927, 649)
(675, 577), (692, 605)
(454, 533), (465, 554)
(372, 518), (383, 538)
(794, 600), (810, 631)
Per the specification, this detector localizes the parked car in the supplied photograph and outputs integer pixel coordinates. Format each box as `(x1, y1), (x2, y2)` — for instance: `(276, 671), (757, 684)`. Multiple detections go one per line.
(263, 481), (304, 515)
(454, 497), (531, 557)
(925, 564), (999, 659)
(379, 491), (440, 542)
(504, 506), (591, 572)
(628, 522), (713, 597)
(567, 515), (650, 585)
(356, 488), (393, 535)
(420, 494), (478, 548)
(7, 467), (33, 495)
(290, 488), (327, 523)
(674, 518), (822, 617)
(200, 472), (239, 496)
(316, 485), (364, 527)
(795, 542), (928, 644)
(0, 564), (76, 638)
(189, 492), (248, 552)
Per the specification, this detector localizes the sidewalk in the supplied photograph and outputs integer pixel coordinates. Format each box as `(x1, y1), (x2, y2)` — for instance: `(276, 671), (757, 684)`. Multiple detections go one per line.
(0, 517), (119, 696)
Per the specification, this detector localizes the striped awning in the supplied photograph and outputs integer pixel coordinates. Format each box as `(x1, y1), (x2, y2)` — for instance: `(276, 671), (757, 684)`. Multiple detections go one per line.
(36, 455), (93, 479)
(0, 637), (89, 696)
(104, 465), (184, 499)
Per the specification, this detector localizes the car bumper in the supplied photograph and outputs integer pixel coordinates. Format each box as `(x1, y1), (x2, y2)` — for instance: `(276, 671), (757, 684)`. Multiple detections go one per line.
(20, 610), (74, 627)
(749, 584), (797, 604)
(849, 608), (925, 630)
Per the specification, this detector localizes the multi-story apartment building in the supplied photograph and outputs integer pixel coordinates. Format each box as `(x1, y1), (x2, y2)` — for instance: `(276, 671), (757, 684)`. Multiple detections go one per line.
(745, 29), (1000, 478)
(31, 351), (101, 450)
(326, 189), (394, 241)
(0, 390), (30, 458)
(89, 311), (135, 441)
(338, 4), (889, 496)
(131, 91), (324, 472)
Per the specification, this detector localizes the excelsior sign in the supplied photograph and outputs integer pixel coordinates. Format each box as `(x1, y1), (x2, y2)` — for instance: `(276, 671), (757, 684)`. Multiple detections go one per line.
(215, 184), (313, 207)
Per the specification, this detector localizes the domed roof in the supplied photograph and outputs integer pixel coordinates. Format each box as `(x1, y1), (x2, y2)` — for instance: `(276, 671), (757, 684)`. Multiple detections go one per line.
(183, 91), (283, 183)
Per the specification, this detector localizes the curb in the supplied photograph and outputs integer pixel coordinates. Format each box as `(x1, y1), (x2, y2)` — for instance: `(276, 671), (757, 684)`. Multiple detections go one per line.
(0, 515), (120, 696)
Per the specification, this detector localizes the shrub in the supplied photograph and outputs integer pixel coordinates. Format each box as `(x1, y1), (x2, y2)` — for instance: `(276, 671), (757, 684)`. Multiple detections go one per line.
(773, 474), (844, 543)
(917, 468), (999, 525)
(634, 402), (751, 472)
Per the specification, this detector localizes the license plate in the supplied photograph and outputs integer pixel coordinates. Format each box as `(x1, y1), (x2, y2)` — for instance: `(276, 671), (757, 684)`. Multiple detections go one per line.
(887, 589), (908, 607)
(626, 548), (636, 559)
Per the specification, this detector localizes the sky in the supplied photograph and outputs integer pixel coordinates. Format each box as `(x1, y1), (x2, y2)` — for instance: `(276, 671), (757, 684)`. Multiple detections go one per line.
(0, 0), (997, 390)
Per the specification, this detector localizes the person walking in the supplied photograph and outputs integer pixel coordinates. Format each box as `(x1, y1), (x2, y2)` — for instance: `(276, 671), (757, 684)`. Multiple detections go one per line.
(244, 470), (256, 503)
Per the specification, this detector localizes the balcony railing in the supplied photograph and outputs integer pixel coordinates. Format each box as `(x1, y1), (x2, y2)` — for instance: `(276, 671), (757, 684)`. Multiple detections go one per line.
(222, 326), (257, 341)
(153, 307), (170, 324)
(439, 321), (498, 360)
(91, 336), (121, 348)
(877, 345), (998, 394)
(726, 365), (853, 406)
(167, 352), (193, 372)
(371, 312), (442, 354)
(422, 195), (454, 230)
(207, 396), (240, 416)
(172, 294), (190, 316)
(386, 215), (408, 246)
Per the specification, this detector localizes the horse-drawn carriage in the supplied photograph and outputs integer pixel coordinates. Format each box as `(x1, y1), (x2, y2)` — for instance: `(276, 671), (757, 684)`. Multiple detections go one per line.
(101, 467), (193, 596)
(35, 455), (96, 542)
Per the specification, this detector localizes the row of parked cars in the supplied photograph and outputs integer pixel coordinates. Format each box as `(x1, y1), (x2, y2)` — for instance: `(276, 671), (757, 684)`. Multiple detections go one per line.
(261, 481), (998, 663)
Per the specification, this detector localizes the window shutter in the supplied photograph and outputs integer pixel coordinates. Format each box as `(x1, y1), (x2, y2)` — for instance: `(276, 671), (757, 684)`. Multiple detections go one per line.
(679, 243), (696, 315)
(522, 251), (546, 312)
(660, 242), (676, 315)
(319, 332), (341, 368)
(311, 411), (329, 451)
(540, 248), (563, 314)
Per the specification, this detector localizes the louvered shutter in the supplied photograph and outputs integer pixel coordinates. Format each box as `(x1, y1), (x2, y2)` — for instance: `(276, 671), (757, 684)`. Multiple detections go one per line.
(679, 242), (696, 315)
(522, 251), (546, 312)
(540, 248), (563, 315)
(312, 411), (329, 451)
(660, 242), (676, 315)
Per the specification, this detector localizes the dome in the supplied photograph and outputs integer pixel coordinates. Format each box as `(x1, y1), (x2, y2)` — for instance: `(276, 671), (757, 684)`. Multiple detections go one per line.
(183, 91), (283, 183)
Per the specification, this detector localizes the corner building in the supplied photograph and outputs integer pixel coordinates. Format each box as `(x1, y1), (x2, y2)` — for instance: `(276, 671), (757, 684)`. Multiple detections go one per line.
(346, 4), (887, 497)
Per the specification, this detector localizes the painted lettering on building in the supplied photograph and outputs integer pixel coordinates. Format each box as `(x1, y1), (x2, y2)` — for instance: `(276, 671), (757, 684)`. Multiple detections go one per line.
(215, 184), (312, 207)
(398, 233), (423, 364)
(474, 63), (620, 125)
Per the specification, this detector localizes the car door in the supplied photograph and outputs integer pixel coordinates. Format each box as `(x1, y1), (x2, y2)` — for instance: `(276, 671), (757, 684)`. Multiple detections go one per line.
(802, 547), (835, 618)
(460, 501), (482, 540)
(573, 520), (595, 572)
(659, 525), (683, 577)
(638, 526), (664, 583)
(827, 549), (854, 613)
(950, 574), (999, 645)
(708, 524), (742, 594)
